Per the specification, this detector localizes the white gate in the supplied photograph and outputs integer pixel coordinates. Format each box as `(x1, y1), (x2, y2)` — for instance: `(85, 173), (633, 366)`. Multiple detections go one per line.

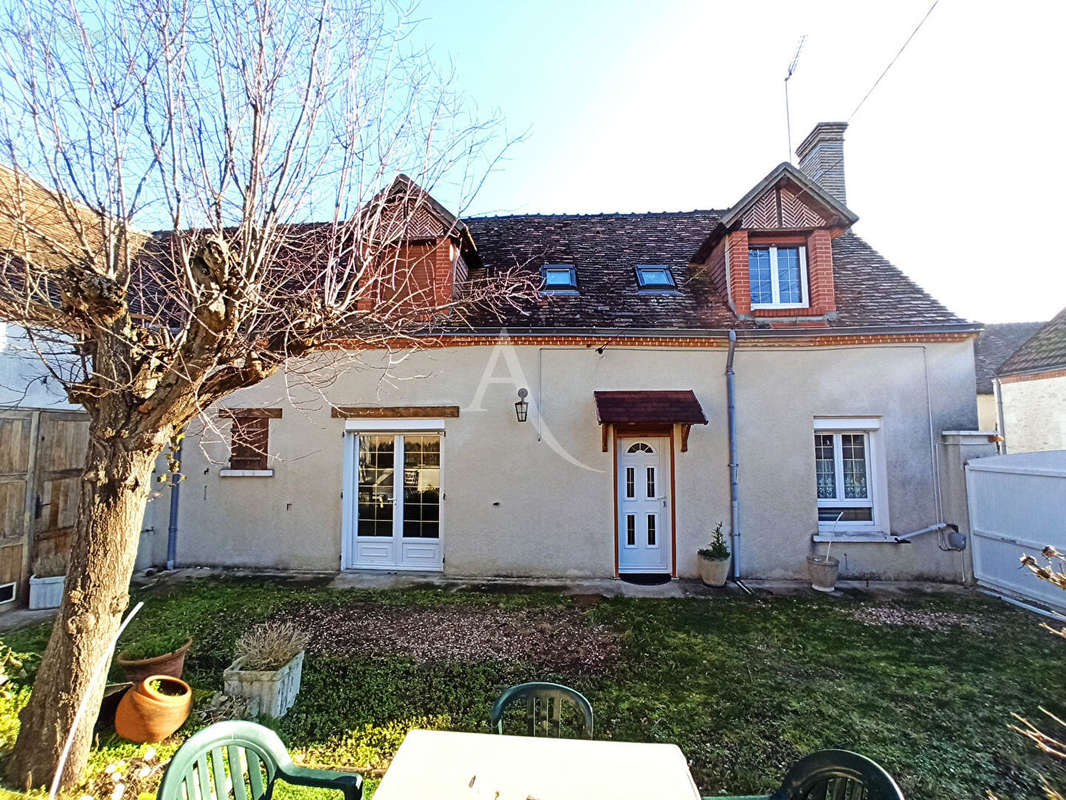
(966, 450), (1066, 613)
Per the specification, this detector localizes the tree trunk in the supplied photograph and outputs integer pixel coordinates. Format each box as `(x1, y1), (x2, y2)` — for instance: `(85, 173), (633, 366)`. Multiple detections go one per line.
(4, 417), (162, 790)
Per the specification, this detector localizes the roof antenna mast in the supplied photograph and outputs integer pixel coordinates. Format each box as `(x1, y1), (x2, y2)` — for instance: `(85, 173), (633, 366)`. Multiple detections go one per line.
(784, 34), (806, 163)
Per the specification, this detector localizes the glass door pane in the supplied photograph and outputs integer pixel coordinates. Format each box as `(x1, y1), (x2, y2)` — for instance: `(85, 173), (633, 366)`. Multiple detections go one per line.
(402, 434), (440, 539)
(358, 434), (395, 537)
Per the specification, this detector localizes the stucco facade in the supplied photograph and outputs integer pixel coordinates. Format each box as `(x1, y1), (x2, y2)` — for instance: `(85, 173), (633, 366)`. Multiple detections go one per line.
(999, 372), (1066, 454)
(141, 337), (979, 581)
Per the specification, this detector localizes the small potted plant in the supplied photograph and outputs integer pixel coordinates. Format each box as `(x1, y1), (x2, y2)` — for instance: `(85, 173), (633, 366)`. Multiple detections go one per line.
(224, 621), (309, 718)
(807, 541), (840, 593)
(29, 553), (68, 610)
(116, 630), (193, 683)
(697, 522), (731, 587)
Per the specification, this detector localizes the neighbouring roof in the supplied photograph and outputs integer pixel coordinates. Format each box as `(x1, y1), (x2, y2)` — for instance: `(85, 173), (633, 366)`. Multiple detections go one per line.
(973, 321), (1046, 392)
(462, 212), (970, 332)
(594, 390), (708, 425)
(998, 306), (1066, 377)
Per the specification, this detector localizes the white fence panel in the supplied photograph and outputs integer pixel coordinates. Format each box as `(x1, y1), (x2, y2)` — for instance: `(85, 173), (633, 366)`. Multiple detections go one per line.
(966, 451), (1066, 613)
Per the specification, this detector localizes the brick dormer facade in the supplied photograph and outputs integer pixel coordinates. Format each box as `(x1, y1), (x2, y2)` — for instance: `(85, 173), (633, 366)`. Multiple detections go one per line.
(356, 174), (477, 315)
(697, 157), (858, 325)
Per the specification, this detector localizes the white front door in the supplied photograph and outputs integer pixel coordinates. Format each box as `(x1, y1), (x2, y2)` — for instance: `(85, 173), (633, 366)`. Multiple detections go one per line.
(344, 432), (443, 571)
(617, 437), (671, 574)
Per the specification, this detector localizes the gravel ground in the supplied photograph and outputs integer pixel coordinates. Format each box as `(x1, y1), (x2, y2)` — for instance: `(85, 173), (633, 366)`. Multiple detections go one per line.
(850, 605), (990, 632)
(292, 602), (622, 672)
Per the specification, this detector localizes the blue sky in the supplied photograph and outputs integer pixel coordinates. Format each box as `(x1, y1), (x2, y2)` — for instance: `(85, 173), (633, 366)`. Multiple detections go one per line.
(412, 0), (1065, 324)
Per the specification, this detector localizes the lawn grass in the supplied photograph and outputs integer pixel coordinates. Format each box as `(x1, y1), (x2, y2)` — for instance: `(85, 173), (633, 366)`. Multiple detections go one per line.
(1, 577), (1064, 799)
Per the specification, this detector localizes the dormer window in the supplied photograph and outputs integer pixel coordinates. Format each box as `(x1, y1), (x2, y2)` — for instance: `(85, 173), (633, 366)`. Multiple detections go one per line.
(541, 264), (578, 294)
(749, 246), (808, 308)
(635, 265), (676, 291)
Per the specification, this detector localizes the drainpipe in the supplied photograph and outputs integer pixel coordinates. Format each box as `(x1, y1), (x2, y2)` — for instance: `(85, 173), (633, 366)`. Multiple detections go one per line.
(994, 376), (1008, 454)
(725, 330), (741, 579)
(166, 445), (180, 570)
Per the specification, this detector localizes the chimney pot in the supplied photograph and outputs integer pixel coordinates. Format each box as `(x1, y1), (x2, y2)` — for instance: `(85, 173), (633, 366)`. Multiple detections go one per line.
(795, 121), (848, 206)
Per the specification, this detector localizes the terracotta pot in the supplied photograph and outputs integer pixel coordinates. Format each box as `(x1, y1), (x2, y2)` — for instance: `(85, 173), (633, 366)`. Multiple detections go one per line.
(807, 555), (840, 593)
(698, 555), (731, 587)
(115, 675), (192, 743)
(117, 638), (192, 683)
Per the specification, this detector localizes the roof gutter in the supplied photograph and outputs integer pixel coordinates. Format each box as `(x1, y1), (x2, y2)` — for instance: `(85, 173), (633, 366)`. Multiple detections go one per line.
(436, 322), (983, 340)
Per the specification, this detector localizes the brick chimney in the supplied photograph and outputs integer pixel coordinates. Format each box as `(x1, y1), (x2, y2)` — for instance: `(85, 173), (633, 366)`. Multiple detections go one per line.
(795, 122), (848, 206)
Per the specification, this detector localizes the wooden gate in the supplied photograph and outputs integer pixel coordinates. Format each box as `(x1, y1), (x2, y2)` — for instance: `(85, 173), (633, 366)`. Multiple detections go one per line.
(0, 408), (88, 609)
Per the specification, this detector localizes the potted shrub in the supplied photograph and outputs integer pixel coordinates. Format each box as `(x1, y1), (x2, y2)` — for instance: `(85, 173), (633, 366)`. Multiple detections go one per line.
(697, 522), (731, 587)
(116, 630), (193, 682)
(114, 674), (193, 743)
(807, 541), (840, 593)
(28, 553), (68, 610)
(224, 621), (309, 718)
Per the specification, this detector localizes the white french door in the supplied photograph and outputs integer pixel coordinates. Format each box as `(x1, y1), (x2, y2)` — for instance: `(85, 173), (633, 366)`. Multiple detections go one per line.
(343, 431), (443, 571)
(617, 437), (671, 574)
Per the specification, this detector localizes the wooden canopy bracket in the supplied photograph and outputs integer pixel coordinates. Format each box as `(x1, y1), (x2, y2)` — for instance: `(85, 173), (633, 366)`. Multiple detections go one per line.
(680, 424), (691, 453)
(601, 423), (611, 453)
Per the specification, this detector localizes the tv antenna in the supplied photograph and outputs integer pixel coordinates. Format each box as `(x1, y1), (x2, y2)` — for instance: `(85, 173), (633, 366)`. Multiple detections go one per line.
(784, 34), (806, 162)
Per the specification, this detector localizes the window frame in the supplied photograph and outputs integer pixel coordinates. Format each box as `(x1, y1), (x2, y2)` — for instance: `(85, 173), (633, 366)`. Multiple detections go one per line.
(749, 245), (809, 309)
(634, 265), (677, 292)
(222, 408), (281, 477)
(813, 418), (889, 535)
(540, 264), (579, 294)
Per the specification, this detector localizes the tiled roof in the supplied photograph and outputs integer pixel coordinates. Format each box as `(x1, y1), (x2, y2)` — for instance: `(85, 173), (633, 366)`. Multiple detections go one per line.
(998, 306), (1066, 376)
(594, 390), (708, 425)
(464, 211), (737, 329)
(973, 321), (1046, 392)
(462, 212), (970, 332)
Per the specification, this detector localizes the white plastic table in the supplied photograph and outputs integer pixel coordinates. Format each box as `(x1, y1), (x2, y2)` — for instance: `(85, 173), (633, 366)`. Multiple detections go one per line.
(372, 729), (702, 800)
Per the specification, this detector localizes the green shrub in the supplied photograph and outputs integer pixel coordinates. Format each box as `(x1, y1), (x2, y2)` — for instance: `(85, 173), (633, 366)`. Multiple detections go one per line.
(698, 522), (730, 560)
(118, 629), (191, 661)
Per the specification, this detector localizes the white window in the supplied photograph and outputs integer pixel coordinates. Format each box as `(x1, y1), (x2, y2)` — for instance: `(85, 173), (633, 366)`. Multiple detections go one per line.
(540, 264), (578, 293)
(635, 265), (676, 291)
(813, 418), (888, 534)
(749, 246), (808, 308)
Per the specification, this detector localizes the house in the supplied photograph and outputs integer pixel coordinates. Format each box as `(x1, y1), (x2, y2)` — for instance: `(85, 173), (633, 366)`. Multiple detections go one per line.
(972, 322), (1045, 433)
(140, 122), (985, 582)
(995, 306), (1066, 453)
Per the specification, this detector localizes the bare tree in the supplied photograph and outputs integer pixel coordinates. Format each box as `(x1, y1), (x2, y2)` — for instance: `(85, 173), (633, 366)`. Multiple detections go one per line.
(997, 548), (1066, 800)
(0, 0), (532, 787)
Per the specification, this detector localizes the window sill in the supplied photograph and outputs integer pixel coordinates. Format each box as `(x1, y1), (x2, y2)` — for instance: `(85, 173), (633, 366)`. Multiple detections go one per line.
(812, 531), (892, 543)
(752, 303), (810, 311)
(219, 469), (274, 478)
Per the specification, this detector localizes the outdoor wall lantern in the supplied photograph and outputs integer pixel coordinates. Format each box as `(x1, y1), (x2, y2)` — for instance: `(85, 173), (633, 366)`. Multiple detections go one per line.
(514, 388), (529, 422)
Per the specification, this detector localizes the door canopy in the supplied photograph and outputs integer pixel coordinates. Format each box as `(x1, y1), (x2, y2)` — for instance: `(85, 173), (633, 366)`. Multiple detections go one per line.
(593, 390), (708, 452)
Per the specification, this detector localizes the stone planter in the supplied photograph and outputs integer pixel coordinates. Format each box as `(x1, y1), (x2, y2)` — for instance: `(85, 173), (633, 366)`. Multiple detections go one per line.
(807, 555), (840, 593)
(224, 651), (304, 718)
(28, 574), (65, 610)
(698, 555), (731, 587)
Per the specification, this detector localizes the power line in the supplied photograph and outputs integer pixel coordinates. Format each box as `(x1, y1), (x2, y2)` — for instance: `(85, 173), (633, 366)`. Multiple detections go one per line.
(849, 0), (940, 122)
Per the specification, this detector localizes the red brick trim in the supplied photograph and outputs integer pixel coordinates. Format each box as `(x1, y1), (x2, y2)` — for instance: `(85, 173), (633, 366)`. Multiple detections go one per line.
(333, 332), (974, 351)
(999, 368), (1066, 384)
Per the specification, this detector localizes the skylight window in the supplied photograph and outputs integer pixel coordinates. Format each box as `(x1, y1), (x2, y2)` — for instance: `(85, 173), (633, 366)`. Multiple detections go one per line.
(541, 264), (578, 293)
(635, 265), (677, 291)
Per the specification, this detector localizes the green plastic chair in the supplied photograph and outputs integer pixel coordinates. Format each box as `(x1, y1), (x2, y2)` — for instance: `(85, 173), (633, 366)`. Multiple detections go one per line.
(771, 750), (904, 799)
(157, 721), (363, 800)
(706, 748), (904, 800)
(490, 681), (594, 738)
